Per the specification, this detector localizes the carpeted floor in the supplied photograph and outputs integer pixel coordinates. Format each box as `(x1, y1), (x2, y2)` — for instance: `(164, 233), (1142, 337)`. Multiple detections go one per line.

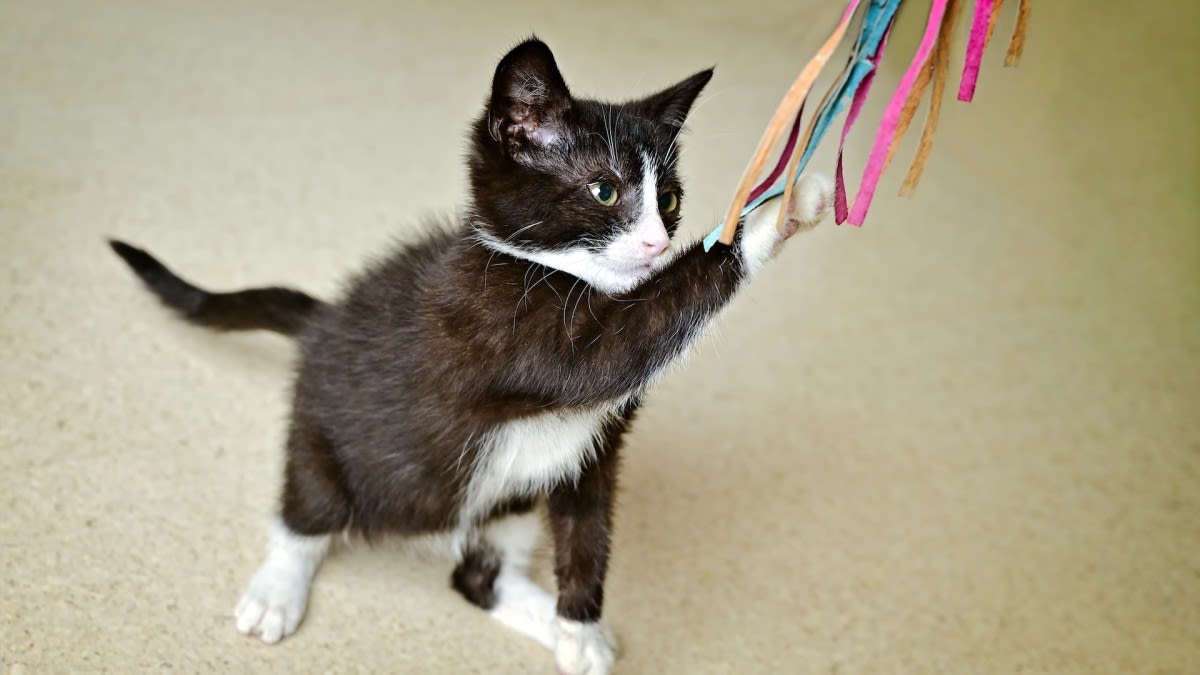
(2, 1), (1197, 673)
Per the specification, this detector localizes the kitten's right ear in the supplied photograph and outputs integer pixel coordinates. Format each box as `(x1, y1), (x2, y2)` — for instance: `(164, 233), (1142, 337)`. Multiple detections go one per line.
(637, 68), (714, 128)
(488, 38), (572, 162)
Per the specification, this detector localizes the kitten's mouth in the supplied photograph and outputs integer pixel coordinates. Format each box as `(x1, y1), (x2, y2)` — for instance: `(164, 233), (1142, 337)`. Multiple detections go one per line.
(607, 258), (653, 274)
(606, 256), (665, 282)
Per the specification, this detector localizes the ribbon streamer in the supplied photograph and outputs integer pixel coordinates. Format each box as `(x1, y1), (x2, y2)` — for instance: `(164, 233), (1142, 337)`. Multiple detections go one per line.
(834, 28), (892, 223)
(1005, 0), (1031, 66)
(899, 0), (965, 195)
(957, 0), (994, 102)
(844, 0), (949, 225)
(704, 0), (1031, 250)
(705, 0), (865, 251)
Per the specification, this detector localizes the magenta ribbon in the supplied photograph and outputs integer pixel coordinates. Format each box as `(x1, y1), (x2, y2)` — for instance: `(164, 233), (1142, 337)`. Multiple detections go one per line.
(834, 28), (892, 224)
(957, 0), (994, 102)
(748, 102), (805, 204)
(844, 0), (950, 226)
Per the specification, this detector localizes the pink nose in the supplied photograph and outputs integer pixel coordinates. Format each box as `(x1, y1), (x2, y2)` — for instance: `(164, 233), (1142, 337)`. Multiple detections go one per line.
(641, 237), (669, 258)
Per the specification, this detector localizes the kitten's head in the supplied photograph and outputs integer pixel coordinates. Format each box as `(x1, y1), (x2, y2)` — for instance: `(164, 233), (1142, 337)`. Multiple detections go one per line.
(468, 38), (713, 294)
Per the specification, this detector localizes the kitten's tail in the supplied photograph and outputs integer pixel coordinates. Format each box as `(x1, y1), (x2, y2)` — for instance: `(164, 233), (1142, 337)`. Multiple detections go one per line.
(108, 240), (325, 336)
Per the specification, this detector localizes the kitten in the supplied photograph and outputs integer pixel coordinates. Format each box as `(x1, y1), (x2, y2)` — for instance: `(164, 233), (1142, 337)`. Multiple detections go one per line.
(110, 38), (832, 674)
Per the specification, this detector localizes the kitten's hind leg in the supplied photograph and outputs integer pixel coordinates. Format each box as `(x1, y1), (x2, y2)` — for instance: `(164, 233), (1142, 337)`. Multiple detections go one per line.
(234, 411), (351, 643)
(452, 503), (558, 650)
(234, 518), (330, 644)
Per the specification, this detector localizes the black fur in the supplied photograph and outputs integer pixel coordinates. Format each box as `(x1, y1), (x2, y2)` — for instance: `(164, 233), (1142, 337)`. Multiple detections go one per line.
(109, 240), (323, 335)
(111, 37), (774, 658)
(452, 547), (502, 610)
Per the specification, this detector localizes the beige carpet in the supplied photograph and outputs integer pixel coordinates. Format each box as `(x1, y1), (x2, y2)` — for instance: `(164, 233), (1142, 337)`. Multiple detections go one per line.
(2, 1), (1197, 673)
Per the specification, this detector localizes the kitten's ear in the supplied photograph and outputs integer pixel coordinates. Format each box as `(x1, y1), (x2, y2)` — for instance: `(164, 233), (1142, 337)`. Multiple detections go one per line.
(637, 68), (714, 128)
(488, 39), (572, 160)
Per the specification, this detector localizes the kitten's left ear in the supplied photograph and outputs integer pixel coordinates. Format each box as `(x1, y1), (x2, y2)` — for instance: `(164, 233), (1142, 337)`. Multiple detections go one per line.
(488, 38), (573, 161)
(637, 68), (715, 128)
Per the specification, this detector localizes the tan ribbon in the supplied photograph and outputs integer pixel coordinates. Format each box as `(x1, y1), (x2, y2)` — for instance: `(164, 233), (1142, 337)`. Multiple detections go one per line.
(1005, 0), (1031, 67)
(898, 0), (967, 196)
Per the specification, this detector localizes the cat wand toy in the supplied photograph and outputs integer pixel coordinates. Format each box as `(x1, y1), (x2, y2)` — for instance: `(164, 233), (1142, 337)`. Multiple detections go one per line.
(704, 0), (1031, 250)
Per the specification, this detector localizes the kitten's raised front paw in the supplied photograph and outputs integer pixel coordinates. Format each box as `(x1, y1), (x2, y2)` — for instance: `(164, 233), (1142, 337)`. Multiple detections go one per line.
(233, 560), (313, 644)
(554, 618), (617, 675)
(782, 173), (835, 239)
(738, 172), (833, 276)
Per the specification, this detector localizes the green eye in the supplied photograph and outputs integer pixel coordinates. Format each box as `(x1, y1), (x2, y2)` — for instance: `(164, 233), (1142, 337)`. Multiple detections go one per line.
(658, 191), (679, 213)
(588, 181), (619, 206)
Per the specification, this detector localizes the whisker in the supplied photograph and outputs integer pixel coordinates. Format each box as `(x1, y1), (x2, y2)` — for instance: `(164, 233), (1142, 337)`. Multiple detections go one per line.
(482, 248), (500, 290)
(504, 220), (544, 243)
(561, 277), (583, 336)
(570, 283), (589, 330)
(513, 263), (541, 332)
(533, 267), (561, 302)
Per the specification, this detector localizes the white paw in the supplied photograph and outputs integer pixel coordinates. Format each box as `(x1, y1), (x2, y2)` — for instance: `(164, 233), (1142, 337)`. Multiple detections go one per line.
(233, 522), (329, 644)
(788, 172), (834, 231)
(739, 172), (834, 276)
(489, 572), (558, 650)
(234, 560), (313, 644)
(554, 618), (617, 675)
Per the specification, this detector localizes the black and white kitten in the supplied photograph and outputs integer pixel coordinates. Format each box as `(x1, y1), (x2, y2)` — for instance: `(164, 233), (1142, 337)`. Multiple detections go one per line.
(111, 38), (832, 674)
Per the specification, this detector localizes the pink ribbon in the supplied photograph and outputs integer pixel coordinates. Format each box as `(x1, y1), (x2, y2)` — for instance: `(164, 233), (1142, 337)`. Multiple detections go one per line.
(748, 102), (805, 204)
(957, 0), (994, 102)
(845, 0), (950, 226)
(834, 29), (892, 224)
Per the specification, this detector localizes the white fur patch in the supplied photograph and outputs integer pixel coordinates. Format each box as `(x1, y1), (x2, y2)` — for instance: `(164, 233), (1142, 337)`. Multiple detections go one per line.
(461, 404), (619, 525)
(738, 196), (785, 277)
(485, 509), (542, 571)
(603, 154), (670, 265)
(639, 156), (663, 240)
(234, 519), (330, 644)
(739, 173), (833, 277)
(477, 511), (559, 649)
(476, 233), (647, 295)
(555, 618), (617, 675)
(490, 571), (559, 650)
(792, 173), (835, 226)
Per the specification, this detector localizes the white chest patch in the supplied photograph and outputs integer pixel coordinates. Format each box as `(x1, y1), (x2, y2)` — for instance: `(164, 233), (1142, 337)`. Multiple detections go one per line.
(462, 404), (620, 523)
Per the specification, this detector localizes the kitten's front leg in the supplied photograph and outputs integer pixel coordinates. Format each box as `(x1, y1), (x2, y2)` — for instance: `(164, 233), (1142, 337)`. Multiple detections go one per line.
(546, 438), (621, 675)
